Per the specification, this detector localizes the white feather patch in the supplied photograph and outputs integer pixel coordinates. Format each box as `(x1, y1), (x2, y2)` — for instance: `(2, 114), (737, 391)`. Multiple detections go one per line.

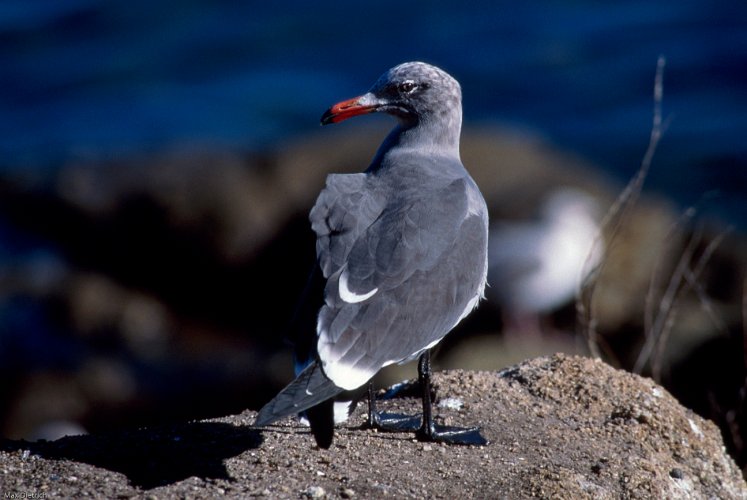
(334, 401), (353, 423)
(456, 292), (481, 324)
(298, 401), (354, 426)
(321, 360), (375, 391)
(338, 268), (378, 303)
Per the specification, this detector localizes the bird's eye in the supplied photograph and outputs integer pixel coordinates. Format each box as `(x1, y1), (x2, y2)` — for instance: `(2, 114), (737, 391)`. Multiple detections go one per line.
(398, 81), (417, 94)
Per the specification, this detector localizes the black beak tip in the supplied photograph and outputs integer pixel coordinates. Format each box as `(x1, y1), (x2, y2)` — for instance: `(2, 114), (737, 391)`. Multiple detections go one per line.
(320, 109), (334, 126)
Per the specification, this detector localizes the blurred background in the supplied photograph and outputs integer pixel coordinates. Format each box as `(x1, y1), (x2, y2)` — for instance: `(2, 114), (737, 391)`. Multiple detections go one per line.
(0, 0), (745, 473)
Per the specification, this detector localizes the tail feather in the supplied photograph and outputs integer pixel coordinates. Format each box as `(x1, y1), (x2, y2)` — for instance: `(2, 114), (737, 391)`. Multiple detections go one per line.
(307, 399), (334, 448)
(255, 362), (343, 427)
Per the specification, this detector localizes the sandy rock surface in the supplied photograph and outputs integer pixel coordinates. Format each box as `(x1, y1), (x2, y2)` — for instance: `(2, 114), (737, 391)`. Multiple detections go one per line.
(2, 354), (744, 499)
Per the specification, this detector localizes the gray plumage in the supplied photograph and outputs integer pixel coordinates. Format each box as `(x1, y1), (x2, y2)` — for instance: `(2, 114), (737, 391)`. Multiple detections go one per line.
(255, 62), (488, 435)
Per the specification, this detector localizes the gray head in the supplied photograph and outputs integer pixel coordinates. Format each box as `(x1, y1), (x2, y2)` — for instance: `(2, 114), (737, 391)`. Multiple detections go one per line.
(321, 62), (463, 141)
(367, 62), (462, 125)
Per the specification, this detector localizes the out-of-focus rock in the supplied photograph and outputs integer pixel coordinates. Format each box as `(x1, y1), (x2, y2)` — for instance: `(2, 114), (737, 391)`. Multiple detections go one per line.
(68, 273), (173, 356)
(592, 196), (682, 332)
(55, 149), (288, 262)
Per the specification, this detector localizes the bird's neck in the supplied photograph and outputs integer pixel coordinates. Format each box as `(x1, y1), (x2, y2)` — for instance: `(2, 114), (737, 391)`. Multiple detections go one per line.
(369, 112), (462, 170)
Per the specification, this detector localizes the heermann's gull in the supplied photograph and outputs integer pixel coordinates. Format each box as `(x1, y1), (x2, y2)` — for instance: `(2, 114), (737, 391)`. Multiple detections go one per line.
(488, 187), (604, 334)
(254, 62), (489, 448)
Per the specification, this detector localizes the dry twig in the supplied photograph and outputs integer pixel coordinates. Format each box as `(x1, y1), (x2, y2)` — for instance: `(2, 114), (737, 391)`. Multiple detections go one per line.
(577, 56), (667, 358)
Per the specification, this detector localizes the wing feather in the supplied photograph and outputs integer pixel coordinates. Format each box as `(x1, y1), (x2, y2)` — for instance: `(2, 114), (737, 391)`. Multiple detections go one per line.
(310, 173), (386, 277)
(312, 172), (488, 390)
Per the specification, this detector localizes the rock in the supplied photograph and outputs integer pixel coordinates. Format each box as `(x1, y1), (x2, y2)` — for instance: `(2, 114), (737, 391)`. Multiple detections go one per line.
(340, 487), (355, 498)
(1, 355), (743, 498)
(302, 486), (325, 498)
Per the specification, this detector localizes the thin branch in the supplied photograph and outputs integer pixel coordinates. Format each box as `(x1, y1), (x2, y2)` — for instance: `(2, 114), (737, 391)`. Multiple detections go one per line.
(642, 206), (697, 345)
(638, 222), (730, 380)
(684, 268), (725, 333)
(578, 55), (667, 358)
(683, 226), (732, 333)
(651, 224), (728, 380)
(639, 224), (701, 377)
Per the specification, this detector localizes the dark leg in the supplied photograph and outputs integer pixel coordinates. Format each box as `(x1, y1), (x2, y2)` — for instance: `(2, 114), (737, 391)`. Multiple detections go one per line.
(415, 350), (488, 445)
(366, 381), (379, 428)
(417, 350), (436, 438)
(364, 380), (421, 432)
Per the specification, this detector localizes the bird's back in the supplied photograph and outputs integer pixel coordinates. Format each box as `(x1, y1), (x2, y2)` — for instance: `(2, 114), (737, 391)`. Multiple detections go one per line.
(314, 150), (488, 389)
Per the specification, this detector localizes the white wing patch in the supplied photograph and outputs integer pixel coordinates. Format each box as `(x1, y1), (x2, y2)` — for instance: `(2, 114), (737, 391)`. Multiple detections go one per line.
(321, 359), (375, 390)
(338, 268), (378, 303)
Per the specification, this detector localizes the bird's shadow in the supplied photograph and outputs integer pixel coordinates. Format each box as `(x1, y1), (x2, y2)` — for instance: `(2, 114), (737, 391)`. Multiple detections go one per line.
(1, 421), (262, 490)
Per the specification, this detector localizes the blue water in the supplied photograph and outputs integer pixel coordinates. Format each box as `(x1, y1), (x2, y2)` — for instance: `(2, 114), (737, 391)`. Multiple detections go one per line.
(1, 1), (746, 226)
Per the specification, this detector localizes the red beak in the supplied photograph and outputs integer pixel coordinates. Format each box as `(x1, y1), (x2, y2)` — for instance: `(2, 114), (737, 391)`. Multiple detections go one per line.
(320, 94), (379, 125)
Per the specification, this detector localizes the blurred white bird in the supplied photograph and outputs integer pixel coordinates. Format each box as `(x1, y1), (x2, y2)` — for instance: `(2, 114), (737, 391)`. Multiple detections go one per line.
(488, 187), (605, 335)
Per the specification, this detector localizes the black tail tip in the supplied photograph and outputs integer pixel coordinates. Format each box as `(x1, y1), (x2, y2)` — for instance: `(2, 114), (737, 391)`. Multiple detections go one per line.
(313, 430), (333, 449)
(307, 399), (335, 449)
